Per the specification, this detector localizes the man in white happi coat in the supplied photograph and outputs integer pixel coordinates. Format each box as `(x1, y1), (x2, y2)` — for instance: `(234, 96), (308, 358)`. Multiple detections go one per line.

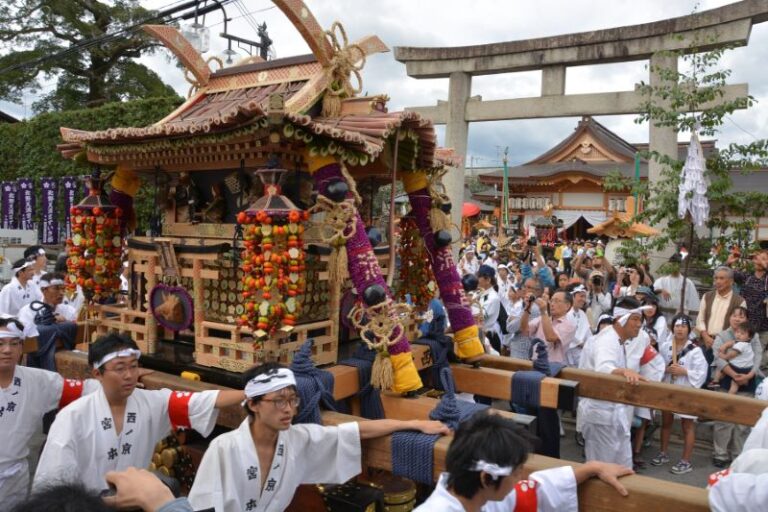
(23, 246), (48, 296)
(33, 333), (245, 493)
(580, 297), (650, 468)
(17, 272), (78, 371)
(565, 284), (590, 367)
(416, 411), (633, 511)
(188, 363), (451, 512)
(0, 259), (41, 317)
(708, 406), (768, 511)
(0, 317), (99, 509)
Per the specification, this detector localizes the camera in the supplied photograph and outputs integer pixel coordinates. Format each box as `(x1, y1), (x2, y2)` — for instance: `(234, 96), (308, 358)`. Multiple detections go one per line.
(527, 294), (536, 304)
(527, 237), (538, 247)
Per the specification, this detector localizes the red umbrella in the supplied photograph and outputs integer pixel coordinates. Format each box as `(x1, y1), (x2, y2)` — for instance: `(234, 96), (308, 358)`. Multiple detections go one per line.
(462, 202), (480, 217)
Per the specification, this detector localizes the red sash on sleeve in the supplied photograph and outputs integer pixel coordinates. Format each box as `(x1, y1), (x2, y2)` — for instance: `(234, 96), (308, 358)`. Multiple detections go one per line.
(513, 479), (538, 512)
(58, 379), (84, 408)
(640, 345), (659, 366)
(708, 468), (731, 488)
(168, 391), (194, 430)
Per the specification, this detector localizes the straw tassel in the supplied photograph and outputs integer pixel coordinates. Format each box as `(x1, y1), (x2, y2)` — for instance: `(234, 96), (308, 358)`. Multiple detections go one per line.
(429, 207), (452, 234)
(328, 241), (349, 289)
(371, 347), (394, 391)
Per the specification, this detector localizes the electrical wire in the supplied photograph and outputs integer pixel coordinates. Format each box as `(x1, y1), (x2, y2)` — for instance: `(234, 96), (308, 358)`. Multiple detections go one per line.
(0, 0), (237, 76)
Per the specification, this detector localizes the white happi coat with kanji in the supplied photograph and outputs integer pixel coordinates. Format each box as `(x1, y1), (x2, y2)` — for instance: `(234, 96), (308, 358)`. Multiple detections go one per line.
(33, 387), (219, 492)
(0, 366), (98, 507)
(188, 418), (361, 512)
(414, 466), (577, 512)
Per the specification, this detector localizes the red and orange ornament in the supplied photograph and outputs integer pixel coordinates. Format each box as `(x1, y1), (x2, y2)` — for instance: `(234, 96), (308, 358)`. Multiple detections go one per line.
(236, 168), (308, 336)
(66, 171), (123, 302)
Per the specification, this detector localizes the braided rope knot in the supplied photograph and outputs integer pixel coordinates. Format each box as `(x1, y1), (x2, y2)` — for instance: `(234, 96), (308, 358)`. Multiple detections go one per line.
(348, 297), (411, 351)
(324, 22), (365, 97)
(308, 195), (357, 246)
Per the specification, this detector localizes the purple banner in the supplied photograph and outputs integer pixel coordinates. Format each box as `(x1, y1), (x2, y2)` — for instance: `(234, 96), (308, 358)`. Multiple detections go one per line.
(1, 181), (18, 229)
(17, 178), (34, 230)
(62, 176), (79, 239)
(41, 178), (59, 244)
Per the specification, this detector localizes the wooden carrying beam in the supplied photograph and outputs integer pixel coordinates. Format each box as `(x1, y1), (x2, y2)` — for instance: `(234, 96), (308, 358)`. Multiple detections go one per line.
(477, 356), (765, 426)
(321, 411), (709, 512)
(451, 364), (579, 411)
(379, 392), (537, 432)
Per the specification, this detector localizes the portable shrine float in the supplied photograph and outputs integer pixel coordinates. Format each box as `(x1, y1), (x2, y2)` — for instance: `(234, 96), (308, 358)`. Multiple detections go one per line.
(50, 2), (768, 511)
(56, 0), (485, 394)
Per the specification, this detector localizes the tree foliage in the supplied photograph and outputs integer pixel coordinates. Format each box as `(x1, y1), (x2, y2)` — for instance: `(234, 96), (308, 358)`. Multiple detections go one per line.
(0, 96), (183, 233)
(603, 39), (768, 265)
(0, 0), (180, 112)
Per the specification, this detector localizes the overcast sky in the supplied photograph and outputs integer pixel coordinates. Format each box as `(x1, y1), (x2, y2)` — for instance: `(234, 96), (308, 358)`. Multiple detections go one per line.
(4, 0), (768, 167)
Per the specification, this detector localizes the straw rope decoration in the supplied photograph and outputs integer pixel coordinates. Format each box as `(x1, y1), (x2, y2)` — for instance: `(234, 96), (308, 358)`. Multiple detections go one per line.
(321, 22), (366, 117)
(426, 167), (453, 234)
(348, 298), (413, 390)
(308, 194), (357, 290)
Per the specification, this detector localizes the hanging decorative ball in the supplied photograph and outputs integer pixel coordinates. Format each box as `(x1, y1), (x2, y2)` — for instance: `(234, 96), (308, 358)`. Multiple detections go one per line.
(461, 274), (479, 293)
(440, 202), (452, 214)
(325, 180), (349, 202)
(363, 284), (387, 307)
(366, 227), (382, 247)
(434, 229), (452, 248)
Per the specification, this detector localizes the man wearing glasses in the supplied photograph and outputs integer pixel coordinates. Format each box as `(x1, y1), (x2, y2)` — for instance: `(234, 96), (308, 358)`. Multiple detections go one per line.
(33, 333), (246, 493)
(0, 317), (98, 508)
(188, 363), (451, 512)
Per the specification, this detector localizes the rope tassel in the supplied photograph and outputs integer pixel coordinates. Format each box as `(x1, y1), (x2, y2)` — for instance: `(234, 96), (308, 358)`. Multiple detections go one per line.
(370, 347), (394, 391)
(429, 207), (452, 234)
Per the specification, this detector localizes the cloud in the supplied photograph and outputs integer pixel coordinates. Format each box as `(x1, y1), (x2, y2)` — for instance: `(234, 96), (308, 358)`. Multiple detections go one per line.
(4, 0), (767, 168)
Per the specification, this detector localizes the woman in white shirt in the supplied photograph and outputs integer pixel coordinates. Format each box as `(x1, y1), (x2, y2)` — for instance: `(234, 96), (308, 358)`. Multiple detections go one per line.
(476, 265), (502, 355)
(651, 315), (708, 475)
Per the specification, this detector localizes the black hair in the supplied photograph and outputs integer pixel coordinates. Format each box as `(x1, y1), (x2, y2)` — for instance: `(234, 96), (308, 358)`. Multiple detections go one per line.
(731, 306), (749, 320)
(555, 272), (569, 286)
(670, 313), (693, 335)
(11, 481), (114, 512)
(621, 264), (645, 287)
(733, 321), (756, 338)
(446, 410), (533, 499)
(23, 245), (45, 260)
(0, 316), (24, 332)
(641, 300), (664, 329)
(55, 252), (68, 273)
(88, 333), (139, 369)
(614, 296), (642, 311)
(12, 258), (28, 274)
(40, 271), (65, 285)
(241, 362), (297, 418)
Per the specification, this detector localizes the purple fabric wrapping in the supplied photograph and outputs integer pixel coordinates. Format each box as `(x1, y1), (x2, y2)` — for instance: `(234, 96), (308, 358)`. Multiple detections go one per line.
(1, 181), (18, 229)
(314, 164), (411, 355)
(17, 179), (34, 230)
(40, 178), (59, 244)
(407, 188), (475, 334)
(62, 176), (79, 239)
(109, 189), (134, 237)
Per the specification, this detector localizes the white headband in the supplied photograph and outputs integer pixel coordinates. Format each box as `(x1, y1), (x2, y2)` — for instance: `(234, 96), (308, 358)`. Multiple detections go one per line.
(613, 305), (653, 326)
(571, 284), (586, 294)
(95, 348), (141, 369)
(470, 460), (513, 478)
(14, 260), (35, 272)
(245, 367), (297, 399)
(0, 321), (24, 339)
(674, 317), (692, 327)
(39, 278), (65, 288)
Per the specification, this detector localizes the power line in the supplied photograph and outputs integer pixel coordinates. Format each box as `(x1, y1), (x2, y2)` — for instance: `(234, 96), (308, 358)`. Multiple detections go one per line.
(0, 0), (237, 76)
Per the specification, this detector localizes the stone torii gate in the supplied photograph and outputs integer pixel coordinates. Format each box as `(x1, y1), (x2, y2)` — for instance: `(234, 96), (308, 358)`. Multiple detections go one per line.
(395, 0), (768, 261)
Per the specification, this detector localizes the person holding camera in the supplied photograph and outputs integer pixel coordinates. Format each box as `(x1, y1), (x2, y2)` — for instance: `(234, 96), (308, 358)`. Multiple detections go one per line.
(614, 265), (644, 299)
(587, 270), (613, 328)
(17, 272), (78, 371)
(519, 290), (576, 365)
(520, 239), (555, 291)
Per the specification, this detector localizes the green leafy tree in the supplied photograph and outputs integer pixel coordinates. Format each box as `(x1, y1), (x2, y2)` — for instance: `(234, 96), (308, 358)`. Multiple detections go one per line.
(0, 0), (180, 112)
(604, 39), (768, 267)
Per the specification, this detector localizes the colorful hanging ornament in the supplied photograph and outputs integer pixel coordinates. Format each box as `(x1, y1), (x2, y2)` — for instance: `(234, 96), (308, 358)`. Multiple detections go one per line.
(236, 167), (308, 336)
(66, 170), (123, 303)
(397, 215), (436, 311)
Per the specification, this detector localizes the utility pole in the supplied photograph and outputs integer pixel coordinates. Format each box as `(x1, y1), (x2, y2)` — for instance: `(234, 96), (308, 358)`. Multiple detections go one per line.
(501, 147), (510, 232)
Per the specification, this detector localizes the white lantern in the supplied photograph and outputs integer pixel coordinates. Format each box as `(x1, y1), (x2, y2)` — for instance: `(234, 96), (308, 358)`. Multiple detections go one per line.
(181, 22), (210, 53)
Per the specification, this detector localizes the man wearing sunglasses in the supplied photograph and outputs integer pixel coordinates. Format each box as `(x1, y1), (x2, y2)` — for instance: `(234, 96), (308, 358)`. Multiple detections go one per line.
(0, 317), (98, 508)
(33, 333), (246, 493)
(188, 363), (451, 512)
